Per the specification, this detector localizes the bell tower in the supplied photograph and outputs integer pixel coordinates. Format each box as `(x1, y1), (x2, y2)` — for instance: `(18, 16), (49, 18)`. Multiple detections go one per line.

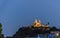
(33, 19), (42, 27)
(33, 19), (48, 28)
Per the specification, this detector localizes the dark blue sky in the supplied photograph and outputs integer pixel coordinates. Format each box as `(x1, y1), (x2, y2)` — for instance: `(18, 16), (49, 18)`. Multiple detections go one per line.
(0, 0), (60, 37)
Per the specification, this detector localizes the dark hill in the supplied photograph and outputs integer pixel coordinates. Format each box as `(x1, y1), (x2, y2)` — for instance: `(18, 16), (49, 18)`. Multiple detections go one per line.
(12, 26), (59, 38)
(12, 19), (59, 38)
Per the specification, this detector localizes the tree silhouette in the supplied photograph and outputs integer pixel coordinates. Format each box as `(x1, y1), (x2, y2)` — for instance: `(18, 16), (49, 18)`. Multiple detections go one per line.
(50, 26), (58, 31)
(47, 22), (49, 25)
(46, 22), (50, 25)
(0, 23), (2, 38)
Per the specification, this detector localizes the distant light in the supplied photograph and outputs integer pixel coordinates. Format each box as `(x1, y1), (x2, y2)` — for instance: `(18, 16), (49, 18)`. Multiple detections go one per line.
(38, 34), (40, 38)
(56, 33), (59, 36)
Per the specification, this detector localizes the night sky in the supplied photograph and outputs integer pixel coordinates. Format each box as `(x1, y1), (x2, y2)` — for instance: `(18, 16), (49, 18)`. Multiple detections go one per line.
(0, 0), (60, 37)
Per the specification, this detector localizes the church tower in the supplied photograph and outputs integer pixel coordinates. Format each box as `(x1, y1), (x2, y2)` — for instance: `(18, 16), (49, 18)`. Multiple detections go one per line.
(33, 19), (48, 27)
(33, 19), (42, 27)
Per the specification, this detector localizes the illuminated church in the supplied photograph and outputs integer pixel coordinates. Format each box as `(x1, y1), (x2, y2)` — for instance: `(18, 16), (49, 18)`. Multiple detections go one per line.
(33, 19), (48, 27)
(29, 19), (50, 31)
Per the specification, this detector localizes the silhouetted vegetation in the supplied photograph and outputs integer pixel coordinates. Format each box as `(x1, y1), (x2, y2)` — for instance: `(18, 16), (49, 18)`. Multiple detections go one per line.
(50, 26), (59, 31)
(12, 25), (59, 38)
(6, 36), (12, 38)
(0, 23), (4, 38)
